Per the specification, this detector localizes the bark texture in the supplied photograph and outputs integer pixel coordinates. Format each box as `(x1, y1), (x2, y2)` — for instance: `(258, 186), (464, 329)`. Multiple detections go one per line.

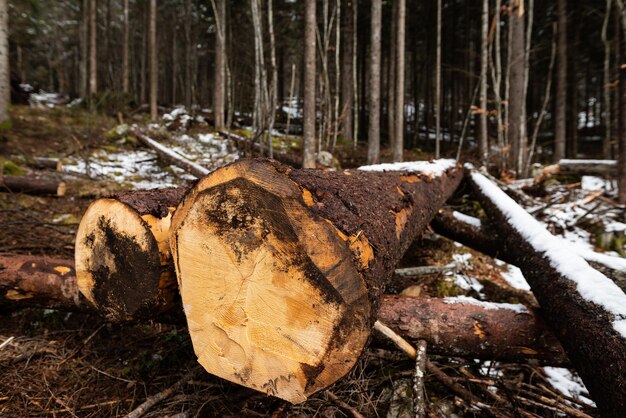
(149, 0), (157, 121)
(392, 0), (406, 163)
(213, 0), (226, 130)
(366, 0), (382, 164)
(507, 0), (527, 174)
(468, 171), (626, 417)
(169, 158), (462, 403)
(379, 295), (568, 365)
(302, 0), (317, 168)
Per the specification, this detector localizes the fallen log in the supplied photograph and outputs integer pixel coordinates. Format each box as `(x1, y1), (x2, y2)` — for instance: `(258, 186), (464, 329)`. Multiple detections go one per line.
(1, 175), (66, 196)
(130, 128), (210, 178)
(379, 295), (568, 365)
(467, 170), (626, 417)
(0, 255), (88, 310)
(75, 187), (187, 321)
(219, 130), (302, 168)
(545, 159), (617, 177)
(169, 158), (462, 402)
(27, 157), (63, 172)
(0, 255), (568, 367)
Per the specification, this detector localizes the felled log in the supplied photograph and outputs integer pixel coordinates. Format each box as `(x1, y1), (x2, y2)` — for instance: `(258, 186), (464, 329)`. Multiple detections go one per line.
(169, 158), (462, 403)
(27, 157), (63, 172)
(75, 187), (187, 321)
(544, 159), (617, 177)
(0, 255), (88, 310)
(0, 254), (568, 367)
(468, 170), (626, 417)
(1, 175), (66, 196)
(130, 128), (210, 178)
(379, 295), (568, 365)
(219, 129), (303, 167)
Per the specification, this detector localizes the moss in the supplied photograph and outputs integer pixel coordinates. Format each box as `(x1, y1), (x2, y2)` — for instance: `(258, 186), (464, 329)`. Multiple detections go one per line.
(3, 161), (25, 175)
(435, 279), (464, 297)
(0, 118), (13, 130)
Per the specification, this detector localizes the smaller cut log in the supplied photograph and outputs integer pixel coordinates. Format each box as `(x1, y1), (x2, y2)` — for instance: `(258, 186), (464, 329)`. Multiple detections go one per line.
(75, 187), (187, 321)
(379, 295), (568, 365)
(0, 255), (88, 311)
(27, 157), (63, 172)
(468, 170), (626, 417)
(130, 129), (210, 178)
(1, 175), (66, 196)
(552, 159), (617, 177)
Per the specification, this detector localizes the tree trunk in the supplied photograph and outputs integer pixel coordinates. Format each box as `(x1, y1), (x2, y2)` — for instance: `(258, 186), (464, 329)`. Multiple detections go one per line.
(89, 0), (97, 101)
(213, 0), (226, 130)
(75, 188), (187, 321)
(366, 0), (382, 164)
(478, 0), (489, 164)
(79, 0), (88, 99)
(468, 170), (626, 417)
(303, 0), (317, 168)
(554, 0), (567, 161)
(340, 0), (354, 144)
(435, 0), (442, 158)
(1, 176), (66, 197)
(620, 64), (626, 203)
(387, 1), (397, 157)
(392, 0), (406, 163)
(169, 158), (462, 403)
(184, 0), (192, 108)
(507, 0), (526, 175)
(379, 295), (568, 365)
(0, 255), (568, 366)
(267, 0), (277, 159)
(149, 0), (157, 121)
(122, 0), (130, 95)
(0, 0), (7, 124)
(602, 0), (612, 160)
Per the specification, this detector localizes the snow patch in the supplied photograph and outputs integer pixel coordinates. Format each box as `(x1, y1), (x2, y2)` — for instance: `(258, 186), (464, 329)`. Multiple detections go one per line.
(443, 296), (528, 314)
(471, 171), (626, 339)
(358, 159), (457, 177)
(543, 367), (596, 407)
(581, 175), (612, 191)
(452, 211), (482, 228)
(500, 264), (531, 291)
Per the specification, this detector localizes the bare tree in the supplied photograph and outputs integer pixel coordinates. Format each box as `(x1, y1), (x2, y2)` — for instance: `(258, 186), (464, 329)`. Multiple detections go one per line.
(0, 0), (7, 124)
(79, 0), (88, 98)
(435, 0), (442, 159)
(303, 0), (317, 168)
(478, 0), (489, 164)
(555, 0), (567, 161)
(122, 0), (129, 95)
(340, 0), (354, 145)
(507, 0), (526, 175)
(392, 0), (406, 162)
(89, 0), (97, 102)
(184, 0), (192, 108)
(267, 0), (277, 158)
(366, 0), (382, 164)
(213, 0), (226, 130)
(149, 0), (157, 121)
(491, 0), (504, 169)
(603, 0), (613, 159)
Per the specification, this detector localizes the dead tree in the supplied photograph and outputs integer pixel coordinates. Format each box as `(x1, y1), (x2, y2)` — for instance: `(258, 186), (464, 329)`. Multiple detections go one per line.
(168, 158), (462, 402)
(467, 170), (626, 417)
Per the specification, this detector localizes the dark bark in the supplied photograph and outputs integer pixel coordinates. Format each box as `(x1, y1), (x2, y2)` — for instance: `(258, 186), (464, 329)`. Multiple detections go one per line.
(555, 0), (567, 161)
(340, 0), (354, 143)
(302, 0), (316, 168)
(620, 65), (626, 203)
(379, 295), (568, 365)
(507, 0), (527, 174)
(367, 0), (382, 164)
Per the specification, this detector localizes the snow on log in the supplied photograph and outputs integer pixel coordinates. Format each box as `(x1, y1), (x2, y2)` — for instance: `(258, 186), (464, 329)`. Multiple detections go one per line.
(1, 175), (66, 196)
(169, 158), (462, 403)
(0, 255), (89, 310)
(468, 170), (626, 417)
(75, 187), (187, 321)
(379, 295), (568, 365)
(130, 128), (210, 178)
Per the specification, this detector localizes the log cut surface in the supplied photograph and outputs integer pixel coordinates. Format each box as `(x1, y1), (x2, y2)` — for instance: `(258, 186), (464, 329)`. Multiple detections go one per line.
(170, 158), (462, 403)
(75, 187), (186, 321)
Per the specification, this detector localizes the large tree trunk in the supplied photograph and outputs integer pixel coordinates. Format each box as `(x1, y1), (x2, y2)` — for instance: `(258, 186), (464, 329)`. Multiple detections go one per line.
(507, 0), (526, 175)
(554, 0), (567, 161)
(213, 0), (226, 130)
(1, 176), (66, 196)
(0, 0), (8, 124)
(0, 256), (567, 366)
(168, 158), (462, 403)
(380, 295), (568, 365)
(392, 0), (406, 163)
(149, 0), (158, 121)
(340, 0), (354, 145)
(467, 170), (626, 417)
(75, 188), (187, 321)
(366, 0), (382, 164)
(302, 0), (316, 168)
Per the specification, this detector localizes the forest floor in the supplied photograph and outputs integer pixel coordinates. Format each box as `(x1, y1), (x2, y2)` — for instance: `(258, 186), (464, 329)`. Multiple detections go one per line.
(0, 103), (619, 417)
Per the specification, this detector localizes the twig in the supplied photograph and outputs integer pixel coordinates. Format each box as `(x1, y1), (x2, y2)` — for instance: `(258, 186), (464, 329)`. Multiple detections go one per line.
(124, 369), (196, 418)
(325, 390), (366, 418)
(90, 365), (137, 384)
(394, 263), (458, 279)
(0, 336), (14, 350)
(413, 340), (428, 418)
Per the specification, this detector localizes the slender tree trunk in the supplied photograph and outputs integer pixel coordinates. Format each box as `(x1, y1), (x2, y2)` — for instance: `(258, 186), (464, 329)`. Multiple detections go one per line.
(149, 0), (157, 121)
(435, 0), (442, 158)
(602, 0), (613, 159)
(0, 0), (8, 124)
(366, 0), (382, 164)
(267, 0), (277, 158)
(89, 0), (97, 104)
(387, 1), (397, 156)
(507, 0), (526, 175)
(79, 0), (88, 99)
(393, 0), (406, 162)
(184, 0), (192, 108)
(352, 0), (358, 149)
(554, 0), (567, 161)
(620, 65), (626, 203)
(213, 0), (226, 130)
(340, 0), (354, 145)
(122, 0), (129, 95)
(479, 0), (489, 164)
(493, 0), (504, 170)
(303, 0), (317, 168)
